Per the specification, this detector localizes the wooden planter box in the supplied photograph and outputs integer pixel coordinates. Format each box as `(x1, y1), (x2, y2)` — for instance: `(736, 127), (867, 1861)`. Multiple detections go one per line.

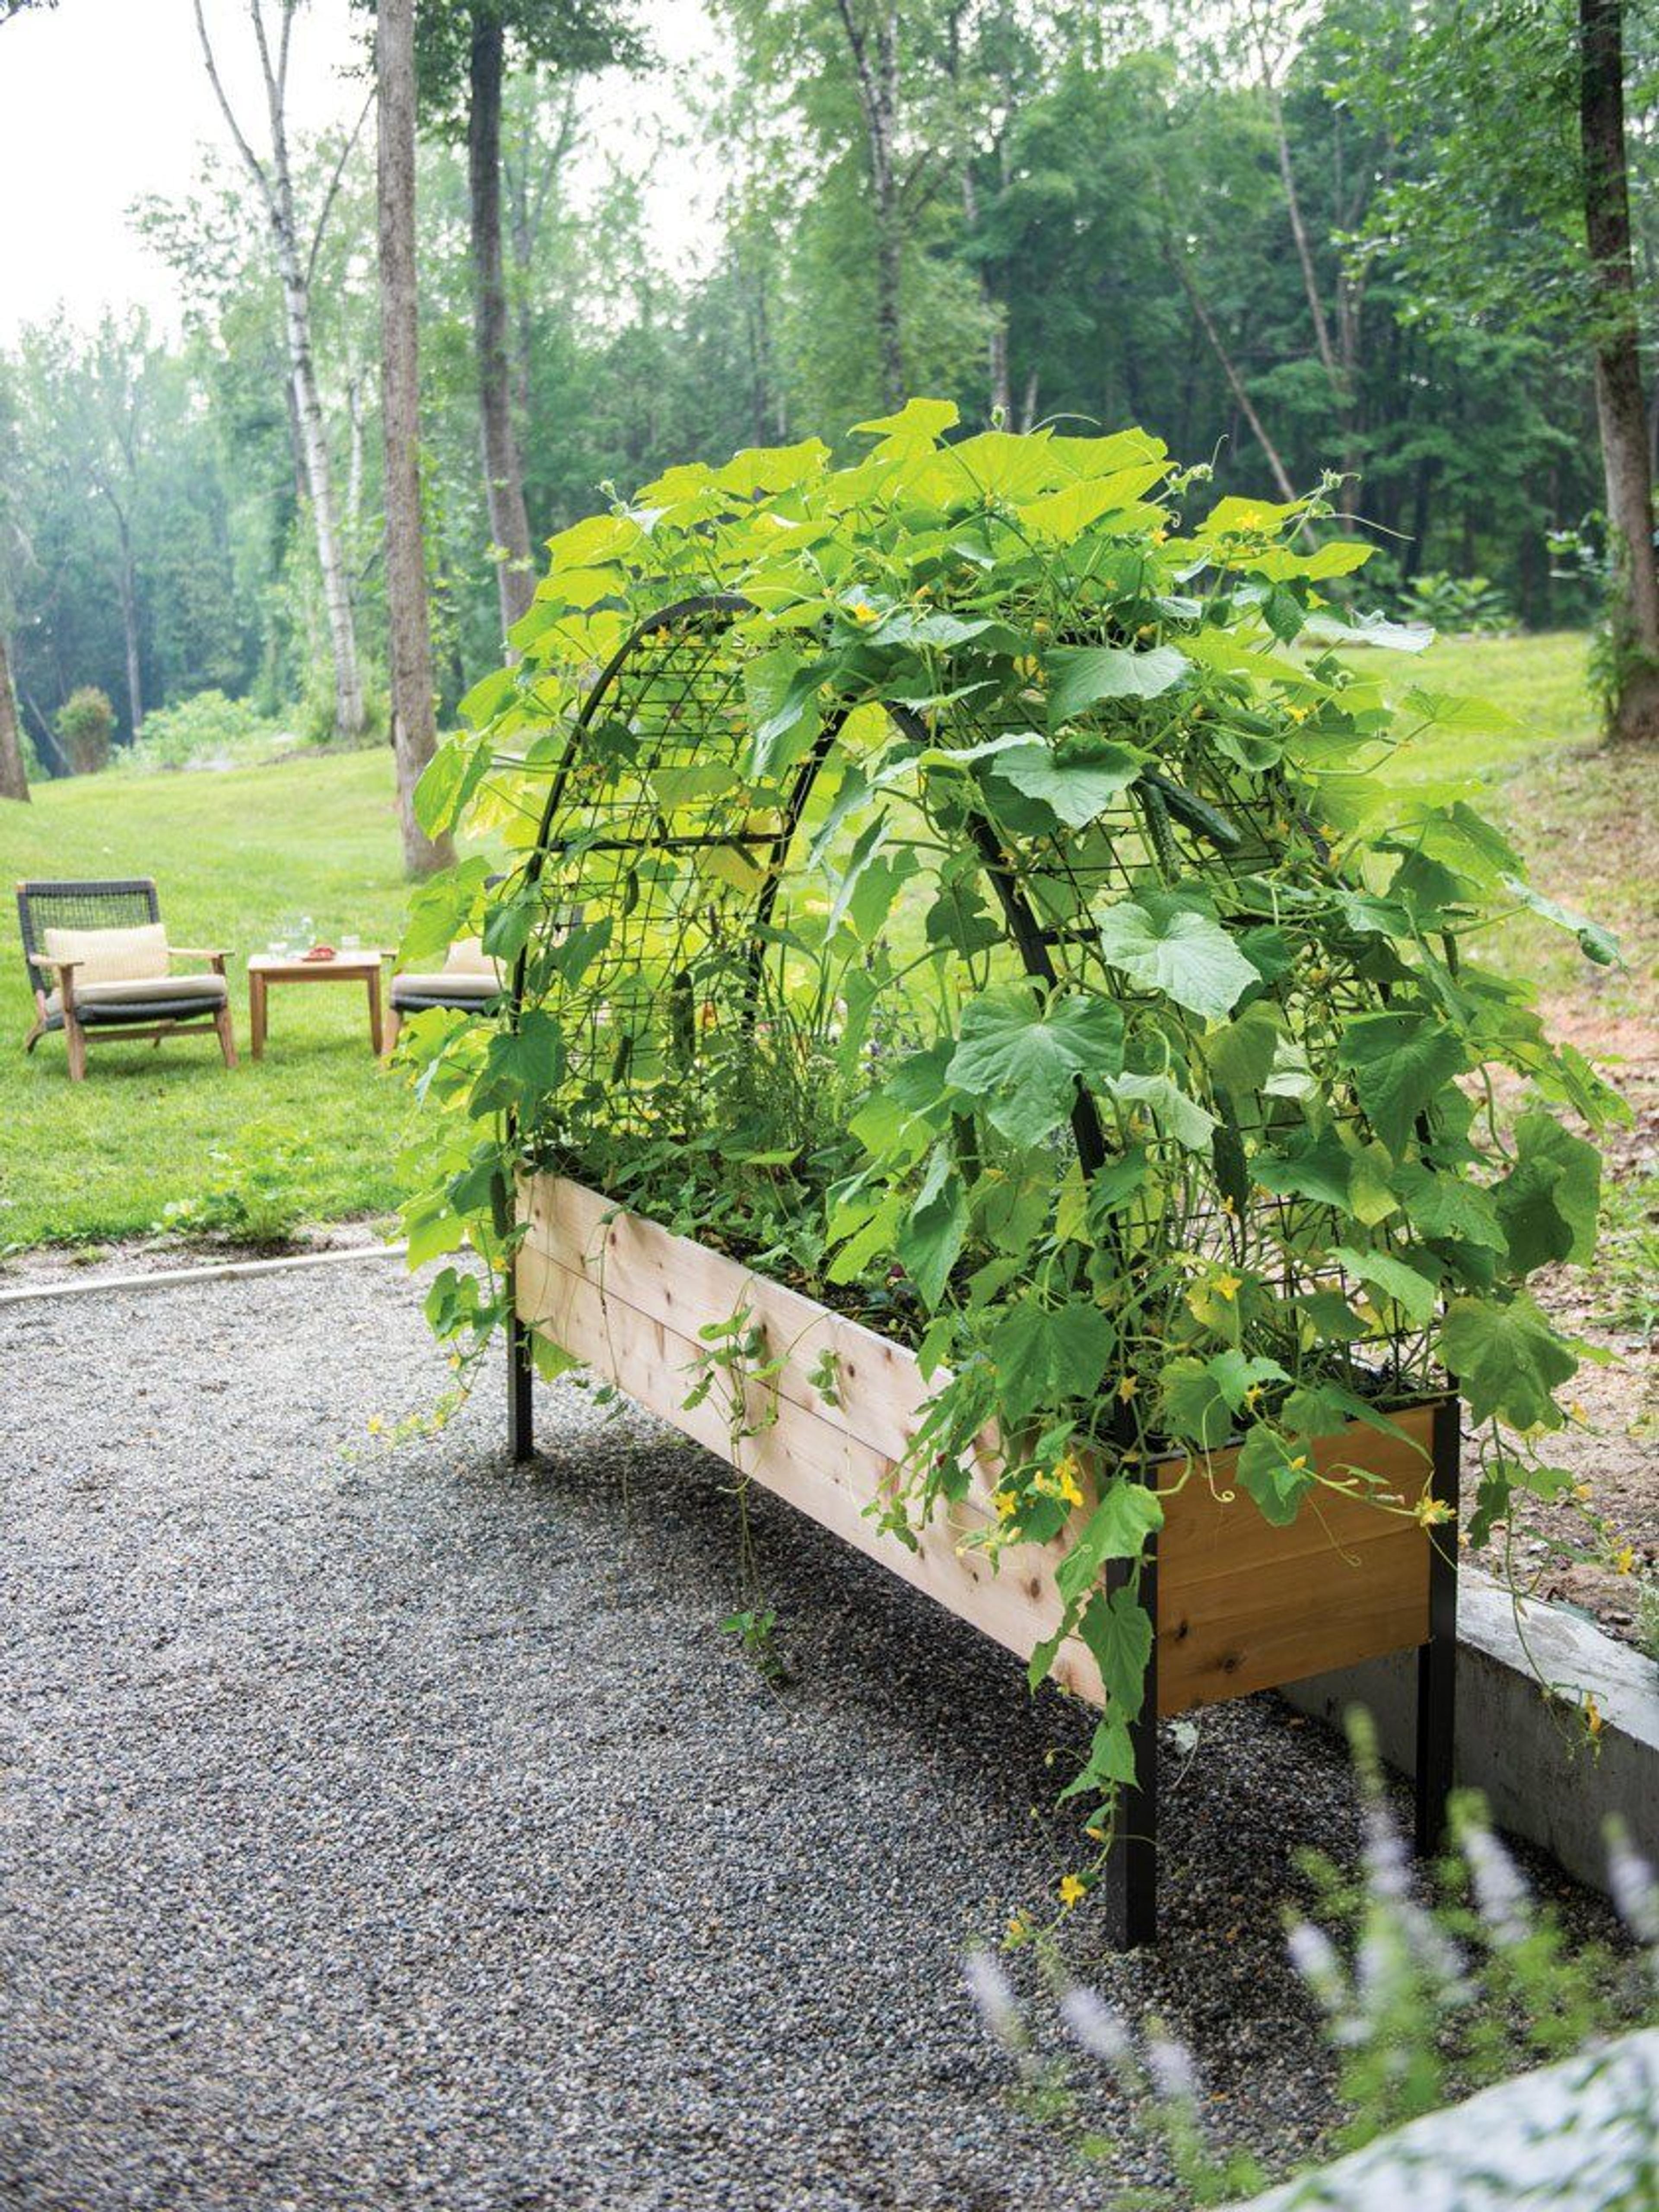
(511, 1172), (1458, 1943)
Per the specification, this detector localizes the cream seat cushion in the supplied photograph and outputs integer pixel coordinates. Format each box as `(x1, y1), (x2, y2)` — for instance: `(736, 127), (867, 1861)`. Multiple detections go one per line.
(393, 935), (502, 999)
(42, 921), (169, 985)
(45, 973), (226, 1018)
(392, 969), (498, 999)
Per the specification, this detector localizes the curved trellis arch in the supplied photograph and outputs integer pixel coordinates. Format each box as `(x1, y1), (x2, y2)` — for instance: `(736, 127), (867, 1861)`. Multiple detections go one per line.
(503, 592), (1145, 1200)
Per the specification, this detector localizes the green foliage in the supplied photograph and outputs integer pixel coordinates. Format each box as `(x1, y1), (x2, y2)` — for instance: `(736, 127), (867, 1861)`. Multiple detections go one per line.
(979, 1719), (1659, 2208)
(402, 407), (1620, 1842)
(54, 685), (114, 775)
(1396, 571), (1516, 637)
(124, 689), (287, 772)
(154, 1119), (314, 1244)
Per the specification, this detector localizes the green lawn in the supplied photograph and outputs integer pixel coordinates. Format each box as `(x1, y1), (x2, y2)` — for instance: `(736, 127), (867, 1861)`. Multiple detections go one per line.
(1367, 629), (1597, 781)
(0, 634), (1615, 1252)
(0, 750), (445, 1252)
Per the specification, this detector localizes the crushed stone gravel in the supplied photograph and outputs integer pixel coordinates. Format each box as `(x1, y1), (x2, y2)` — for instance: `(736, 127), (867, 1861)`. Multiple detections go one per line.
(0, 1263), (1624, 2210)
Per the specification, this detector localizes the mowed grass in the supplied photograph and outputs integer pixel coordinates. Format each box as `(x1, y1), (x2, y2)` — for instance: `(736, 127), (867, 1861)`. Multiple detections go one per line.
(0, 632), (1630, 1251)
(0, 750), (450, 1251)
(1374, 629), (1598, 781)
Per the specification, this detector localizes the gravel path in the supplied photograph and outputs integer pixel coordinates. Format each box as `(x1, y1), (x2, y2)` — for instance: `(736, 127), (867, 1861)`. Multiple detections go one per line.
(0, 1262), (1617, 2210)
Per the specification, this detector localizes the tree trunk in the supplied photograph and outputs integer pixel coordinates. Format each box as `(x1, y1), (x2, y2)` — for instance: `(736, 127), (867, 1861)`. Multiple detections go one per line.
(836, 0), (905, 409)
(115, 524), (143, 740)
(0, 631), (29, 801)
(1173, 257), (1300, 506)
(377, 0), (456, 880)
(468, 9), (536, 640)
(277, 250), (366, 740)
(1581, 0), (1659, 741)
(193, 0), (367, 743)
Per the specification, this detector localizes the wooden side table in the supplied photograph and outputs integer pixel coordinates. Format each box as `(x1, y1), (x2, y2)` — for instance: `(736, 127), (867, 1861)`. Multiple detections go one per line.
(247, 952), (390, 1059)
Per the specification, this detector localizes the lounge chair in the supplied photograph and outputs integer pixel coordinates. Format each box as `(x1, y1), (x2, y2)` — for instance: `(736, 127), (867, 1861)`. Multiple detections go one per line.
(385, 933), (502, 1054)
(17, 877), (236, 1081)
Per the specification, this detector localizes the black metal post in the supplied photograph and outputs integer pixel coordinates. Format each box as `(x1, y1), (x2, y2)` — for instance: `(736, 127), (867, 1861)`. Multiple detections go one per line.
(1105, 1541), (1159, 1948)
(507, 1291), (535, 1464)
(1414, 1393), (1460, 1855)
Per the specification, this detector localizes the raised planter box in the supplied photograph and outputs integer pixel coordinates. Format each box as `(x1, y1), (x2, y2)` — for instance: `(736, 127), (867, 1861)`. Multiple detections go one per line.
(512, 1171), (1458, 1942)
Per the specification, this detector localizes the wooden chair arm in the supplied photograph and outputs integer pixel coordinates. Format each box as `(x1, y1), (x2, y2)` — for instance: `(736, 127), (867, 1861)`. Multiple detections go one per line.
(28, 956), (82, 1013)
(167, 947), (229, 972)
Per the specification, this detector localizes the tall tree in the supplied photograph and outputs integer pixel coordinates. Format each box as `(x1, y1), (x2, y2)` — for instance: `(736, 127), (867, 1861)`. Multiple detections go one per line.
(194, 0), (371, 740)
(0, 635), (25, 801)
(0, 366), (29, 799)
(1346, 0), (1659, 739)
(1580, 0), (1659, 739)
(415, 1), (643, 642)
(84, 317), (157, 739)
(377, 0), (456, 877)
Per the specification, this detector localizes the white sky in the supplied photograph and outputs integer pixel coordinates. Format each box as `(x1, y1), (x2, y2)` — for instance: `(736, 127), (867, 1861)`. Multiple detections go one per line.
(0, 0), (720, 344)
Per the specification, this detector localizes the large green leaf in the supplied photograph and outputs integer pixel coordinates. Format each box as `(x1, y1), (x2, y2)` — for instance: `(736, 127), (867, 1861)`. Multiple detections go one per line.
(1044, 643), (1188, 723)
(896, 1146), (967, 1310)
(743, 646), (822, 778)
(1337, 1012), (1467, 1158)
(1235, 1427), (1317, 1526)
(1439, 1293), (1579, 1430)
(1020, 463), (1167, 541)
(1053, 1481), (1164, 1610)
(1493, 1111), (1601, 1274)
(1160, 1351), (1288, 1449)
(1097, 893), (1257, 1020)
(983, 737), (1147, 828)
(1201, 1001), (1283, 1096)
(1328, 1244), (1440, 1327)
(1255, 1129), (1356, 1211)
(945, 987), (1125, 1148)
(1104, 1071), (1217, 1150)
(1078, 1585), (1153, 1718)
(1392, 1164), (1507, 1251)
(1500, 876), (1619, 967)
(987, 1297), (1114, 1425)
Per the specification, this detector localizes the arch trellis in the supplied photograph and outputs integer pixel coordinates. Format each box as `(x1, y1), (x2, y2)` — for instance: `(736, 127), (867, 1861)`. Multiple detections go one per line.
(490, 593), (1456, 1947)
(407, 410), (1611, 1940)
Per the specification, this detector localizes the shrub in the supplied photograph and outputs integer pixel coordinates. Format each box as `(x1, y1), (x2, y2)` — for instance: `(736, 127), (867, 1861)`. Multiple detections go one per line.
(127, 689), (286, 771)
(55, 685), (115, 774)
(1396, 570), (1514, 636)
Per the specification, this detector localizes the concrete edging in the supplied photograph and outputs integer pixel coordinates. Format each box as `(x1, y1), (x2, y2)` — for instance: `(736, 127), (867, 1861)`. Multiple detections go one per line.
(1283, 1571), (1659, 1894)
(0, 1242), (407, 1308)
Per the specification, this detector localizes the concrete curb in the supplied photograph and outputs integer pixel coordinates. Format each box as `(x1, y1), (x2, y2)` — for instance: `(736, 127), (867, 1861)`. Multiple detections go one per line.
(1227, 2028), (1659, 2211)
(0, 1242), (407, 1308)
(1284, 1572), (1659, 1894)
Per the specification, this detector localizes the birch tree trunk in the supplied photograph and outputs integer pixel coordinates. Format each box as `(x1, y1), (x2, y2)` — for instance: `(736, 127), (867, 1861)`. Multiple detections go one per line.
(377, 0), (455, 879)
(835, 0), (905, 410)
(0, 630), (29, 802)
(468, 10), (536, 641)
(194, 0), (368, 742)
(1580, 0), (1659, 742)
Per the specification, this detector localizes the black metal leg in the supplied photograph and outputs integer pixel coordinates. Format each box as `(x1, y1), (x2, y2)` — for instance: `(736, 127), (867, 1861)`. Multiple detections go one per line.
(1414, 1394), (1460, 1854)
(1105, 1543), (1159, 1948)
(507, 1300), (535, 1464)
